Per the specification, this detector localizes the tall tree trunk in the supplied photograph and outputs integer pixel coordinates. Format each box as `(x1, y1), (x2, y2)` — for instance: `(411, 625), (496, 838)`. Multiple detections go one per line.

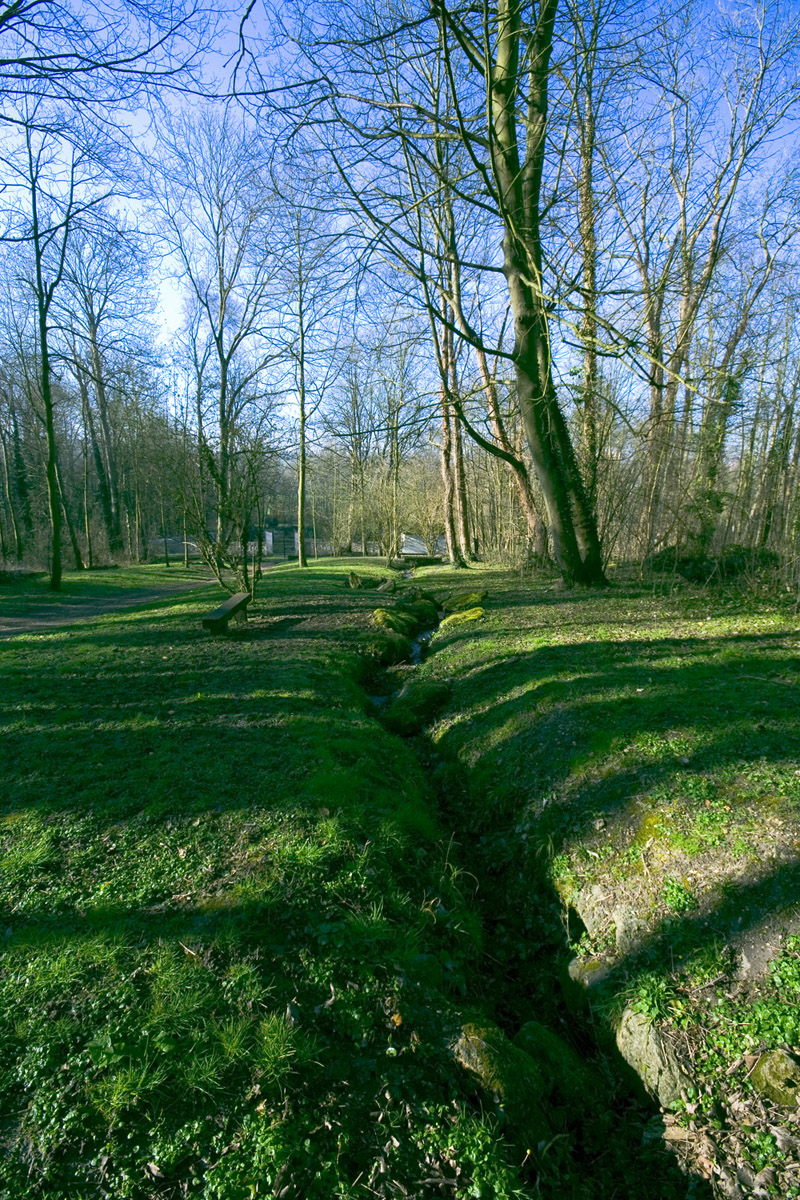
(439, 388), (464, 566)
(689, 370), (741, 555)
(83, 440), (94, 569)
(0, 431), (24, 560)
(470, 342), (548, 557)
(575, 41), (600, 513)
(55, 456), (83, 569)
(77, 364), (116, 556)
(297, 400), (308, 566)
(447, 363), (473, 562)
(296, 239), (309, 568)
(446, 216), (549, 558)
(297, 384), (308, 568)
(486, 0), (605, 585)
(39, 334), (62, 589)
(87, 319), (123, 555)
(9, 406), (33, 536)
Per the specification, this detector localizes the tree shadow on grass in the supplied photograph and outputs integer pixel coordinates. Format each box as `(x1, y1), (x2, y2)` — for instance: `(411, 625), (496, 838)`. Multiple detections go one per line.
(5, 591), (792, 1197)
(433, 627), (800, 845)
(426, 618), (800, 1192)
(0, 884), (714, 1200)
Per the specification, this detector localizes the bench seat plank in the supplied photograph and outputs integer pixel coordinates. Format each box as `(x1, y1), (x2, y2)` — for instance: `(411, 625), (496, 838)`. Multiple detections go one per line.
(201, 592), (250, 633)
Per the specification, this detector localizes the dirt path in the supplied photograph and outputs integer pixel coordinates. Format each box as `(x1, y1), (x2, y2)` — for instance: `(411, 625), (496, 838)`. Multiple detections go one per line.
(0, 581), (210, 638)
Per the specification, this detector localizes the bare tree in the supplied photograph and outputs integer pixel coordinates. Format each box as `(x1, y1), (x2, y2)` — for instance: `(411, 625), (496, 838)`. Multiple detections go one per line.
(56, 213), (154, 557)
(603, 0), (800, 552)
(153, 107), (281, 591)
(253, 0), (607, 583)
(0, 0), (210, 110)
(271, 167), (348, 567)
(0, 103), (112, 587)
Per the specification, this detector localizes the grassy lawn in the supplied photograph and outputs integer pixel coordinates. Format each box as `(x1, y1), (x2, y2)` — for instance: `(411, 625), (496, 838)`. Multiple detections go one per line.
(414, 564), (800, 1196)
(3, 559), (799, 1198)
(0, 562), (528, 1200)
(0, 563), (213, 618)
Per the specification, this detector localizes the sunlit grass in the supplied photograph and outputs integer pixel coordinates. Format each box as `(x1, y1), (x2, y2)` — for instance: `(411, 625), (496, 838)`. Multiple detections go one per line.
(4, 559), (798, 1197)
(0, 560), (518, 1200)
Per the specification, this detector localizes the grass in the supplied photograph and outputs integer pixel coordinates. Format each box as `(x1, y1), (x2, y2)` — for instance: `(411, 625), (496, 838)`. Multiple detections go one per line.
(0, 561), (532, 1200)
(4, 558), (800, 1198)
(412, 563), (800, 1194)
(0, 563), (214, 620)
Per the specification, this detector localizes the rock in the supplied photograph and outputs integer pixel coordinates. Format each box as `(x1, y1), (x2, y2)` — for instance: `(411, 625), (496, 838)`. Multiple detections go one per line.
(613, 905), (648, 956)
(751, 1049), (800, 1107)
(376, 578), (396, 593)
(614, 1006), (693, 1107)
(404, 587), (440, 607)
(453, 1021), (552, 1148)
(513, 1020), (608, 1108)
(370, 607), (418, 637)
(360, 631), (413, 666)
(348, 571), (380, 590)
(576, 884), (611, 939)
(439, 607), (484, 630)
(561, 955), (613, 1017)
(397, 598), (439, 628)
(383, 680), (451, 736)
(442, 590), (488, 613)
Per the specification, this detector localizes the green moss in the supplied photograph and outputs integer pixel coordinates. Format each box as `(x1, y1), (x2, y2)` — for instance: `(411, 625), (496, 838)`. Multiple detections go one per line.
(360, 629), (413, 664)
(453, 1021), (552, 1148)
(439, 607), (485, 630)
(633, 808), (671, 847)
(370, 606), (418, 636)
(442, 591), (488, 613)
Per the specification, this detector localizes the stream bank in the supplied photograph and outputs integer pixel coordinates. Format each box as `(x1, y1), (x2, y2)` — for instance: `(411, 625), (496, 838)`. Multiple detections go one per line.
(356, 576), (711, 1200)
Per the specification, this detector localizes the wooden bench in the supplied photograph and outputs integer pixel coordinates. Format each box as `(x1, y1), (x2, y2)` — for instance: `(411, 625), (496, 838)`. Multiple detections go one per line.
(201, 592), (250, 634)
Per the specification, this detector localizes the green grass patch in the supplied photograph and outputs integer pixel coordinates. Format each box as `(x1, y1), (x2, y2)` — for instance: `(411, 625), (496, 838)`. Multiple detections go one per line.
(0, 561), (508, 1199)
(6, 559), (800, 1197)
(0, 562), (213, 614)
(410, 563), (800, 1193)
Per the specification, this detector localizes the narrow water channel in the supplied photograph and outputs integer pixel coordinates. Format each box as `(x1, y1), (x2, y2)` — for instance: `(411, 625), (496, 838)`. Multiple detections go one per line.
(361, 603), (712, 1200)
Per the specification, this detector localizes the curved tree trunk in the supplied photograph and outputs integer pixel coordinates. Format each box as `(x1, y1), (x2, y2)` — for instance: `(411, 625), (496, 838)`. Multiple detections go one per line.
(482, 0), (606, 584)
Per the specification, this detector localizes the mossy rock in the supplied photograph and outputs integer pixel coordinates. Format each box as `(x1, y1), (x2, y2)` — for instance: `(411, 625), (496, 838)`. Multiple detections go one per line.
(360, 630), (413, 666)
(376, 578), (396, 593)
(513, 1021), (608, 1109)
(370, 607), (418, 637)
(397, 598), (439, 628)
(383, 680), (451, 736)
(752, 1049), (800, 1107)
(439, 607), (484, 630)
(614, 1007), (693, 1108)
(453, 1021), (552, 1149)
(404, 587), (441, 608)
(560, 955), (613, 1017)
(442, 590), (488, 613)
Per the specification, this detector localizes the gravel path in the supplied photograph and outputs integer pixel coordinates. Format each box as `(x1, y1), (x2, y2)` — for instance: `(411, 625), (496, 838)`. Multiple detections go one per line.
(0, 581), (209, 638)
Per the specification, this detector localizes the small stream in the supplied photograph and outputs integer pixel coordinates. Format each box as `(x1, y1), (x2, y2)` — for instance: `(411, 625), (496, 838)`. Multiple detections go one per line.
(366, 623), (438, 710)
(409, 627), (434, 664)
(360, 600), (707, 1199)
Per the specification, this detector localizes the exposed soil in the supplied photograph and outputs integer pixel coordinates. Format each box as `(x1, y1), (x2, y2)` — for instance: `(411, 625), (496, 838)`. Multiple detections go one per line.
(0, 581), (210, 638)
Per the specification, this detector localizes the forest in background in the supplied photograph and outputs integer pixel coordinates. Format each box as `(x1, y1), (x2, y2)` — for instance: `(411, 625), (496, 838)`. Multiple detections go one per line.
(1, 0), (800, 592)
